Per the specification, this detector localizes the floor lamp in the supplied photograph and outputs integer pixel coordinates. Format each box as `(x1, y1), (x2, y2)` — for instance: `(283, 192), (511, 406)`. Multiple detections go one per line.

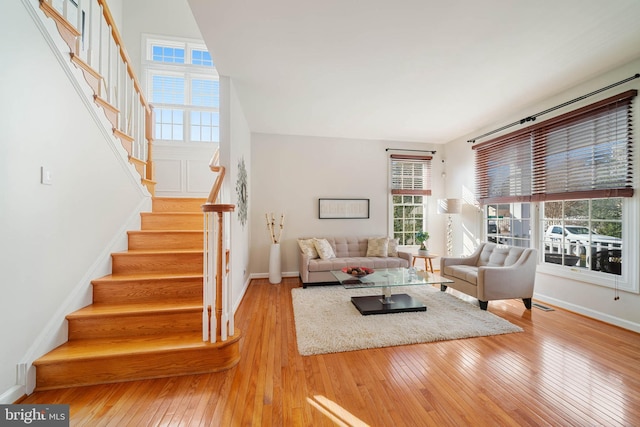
(438, 198), (462, 256)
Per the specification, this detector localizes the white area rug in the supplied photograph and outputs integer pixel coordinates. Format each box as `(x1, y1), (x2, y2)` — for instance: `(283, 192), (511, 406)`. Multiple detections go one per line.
(291, 285), (523, 356)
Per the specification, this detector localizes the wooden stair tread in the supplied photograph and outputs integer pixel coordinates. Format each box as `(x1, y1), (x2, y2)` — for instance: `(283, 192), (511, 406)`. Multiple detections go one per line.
(128, 230), (202, 234)
(35, 332), (241, 364)
(93, 273), (202, 282)
(68, 302), (202, 318)
(115, 249), (203, 254)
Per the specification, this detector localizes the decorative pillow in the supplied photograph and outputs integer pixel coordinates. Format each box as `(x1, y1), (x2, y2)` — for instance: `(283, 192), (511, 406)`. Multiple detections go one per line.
(388, 238), (399, 257)
(313, 238), (336, 260)
(366, 237), (389, 257)
(298, 238), (319, 259)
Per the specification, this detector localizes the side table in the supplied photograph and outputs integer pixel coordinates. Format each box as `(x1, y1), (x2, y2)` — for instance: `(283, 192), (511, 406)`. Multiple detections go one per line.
(412, 254), (438, 273)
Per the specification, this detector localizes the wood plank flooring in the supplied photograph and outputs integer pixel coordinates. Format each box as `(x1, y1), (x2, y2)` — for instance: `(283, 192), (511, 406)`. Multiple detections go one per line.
(21, 277), (640, 426)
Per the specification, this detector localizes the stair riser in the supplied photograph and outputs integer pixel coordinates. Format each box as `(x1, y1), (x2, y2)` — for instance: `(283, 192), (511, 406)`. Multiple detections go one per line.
(111, 253), (202, 275)
(34, 341), (240, 391)
(128, 231), (203, 250)
(152, 197), (206, 213)
(68, 310), (203, 340)
(92, 277), (202, 305)
(141, 213), (204, 230)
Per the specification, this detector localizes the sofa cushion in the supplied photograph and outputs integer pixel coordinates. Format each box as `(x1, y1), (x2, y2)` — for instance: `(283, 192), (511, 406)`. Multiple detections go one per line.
(478, 244), (526, 267)
(297, 238), (319, 259)
(366, 237), (389, 257)
(308, 256), (409, 272)
(332, 237), (368, 257)
(444, 265), (479, 285)
(388, 238), (399, 257)
(313, 238), (336, 260)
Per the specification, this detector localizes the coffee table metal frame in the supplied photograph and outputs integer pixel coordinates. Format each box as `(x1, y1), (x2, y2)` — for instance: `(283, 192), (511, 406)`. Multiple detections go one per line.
(331, 268), (454, 315)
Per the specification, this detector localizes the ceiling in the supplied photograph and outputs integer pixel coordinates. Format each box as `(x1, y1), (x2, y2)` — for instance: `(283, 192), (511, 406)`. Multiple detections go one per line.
(187, 0), (640, 144)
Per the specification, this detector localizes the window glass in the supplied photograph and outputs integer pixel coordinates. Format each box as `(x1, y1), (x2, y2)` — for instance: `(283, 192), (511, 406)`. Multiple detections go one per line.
(152, 46), (185, 64)
(154, 108), (184, 141)
(542, 199), (622, 275)
(389, 156), (431, 246)
(190, 111), (219, 142)
(144, 37), (219, 143)
(393, 195), (424, 245)
(192, 49), (214, 67)
(485, 203), (530, 248)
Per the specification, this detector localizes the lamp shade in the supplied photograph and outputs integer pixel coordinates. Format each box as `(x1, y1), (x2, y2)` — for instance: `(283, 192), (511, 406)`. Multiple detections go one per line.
(437, 198), (462, 215)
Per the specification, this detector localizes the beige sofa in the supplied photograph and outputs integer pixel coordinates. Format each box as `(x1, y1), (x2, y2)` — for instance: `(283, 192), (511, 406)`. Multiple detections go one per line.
(298, 236), (412, 287)
(440, 242), (537, 310)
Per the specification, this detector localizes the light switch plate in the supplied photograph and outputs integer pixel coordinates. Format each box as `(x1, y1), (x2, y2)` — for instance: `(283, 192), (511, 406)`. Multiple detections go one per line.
(41, 166), (53, 185)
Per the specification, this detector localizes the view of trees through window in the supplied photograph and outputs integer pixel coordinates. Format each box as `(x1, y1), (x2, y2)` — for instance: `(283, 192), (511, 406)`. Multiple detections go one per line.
(393, 195), (424, 245)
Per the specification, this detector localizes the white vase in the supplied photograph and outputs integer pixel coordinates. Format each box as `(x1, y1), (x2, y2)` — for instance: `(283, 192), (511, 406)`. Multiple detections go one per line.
(268, 243), (282, 284)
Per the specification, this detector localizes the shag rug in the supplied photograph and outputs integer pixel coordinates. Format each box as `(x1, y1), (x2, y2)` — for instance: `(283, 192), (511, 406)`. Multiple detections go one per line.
(291, 285), (523, 356)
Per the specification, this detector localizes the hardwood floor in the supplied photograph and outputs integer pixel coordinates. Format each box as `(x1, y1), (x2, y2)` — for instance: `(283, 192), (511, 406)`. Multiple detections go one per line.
(21, 277), (640, 426)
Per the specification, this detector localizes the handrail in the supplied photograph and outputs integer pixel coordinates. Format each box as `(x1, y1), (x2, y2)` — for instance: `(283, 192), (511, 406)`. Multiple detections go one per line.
(202, 149), (235, 342)
(39, 0), (155, 192)
(95, 0), (150, 113)
(206, 149), (225, 204)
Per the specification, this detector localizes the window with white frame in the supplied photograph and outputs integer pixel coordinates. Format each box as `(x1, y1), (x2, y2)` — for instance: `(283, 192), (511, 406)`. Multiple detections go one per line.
(484, 203), (531, 248)
(390, 155), (432, 245)
(143, 36), (219, 143)
(475, 90), (636, 290)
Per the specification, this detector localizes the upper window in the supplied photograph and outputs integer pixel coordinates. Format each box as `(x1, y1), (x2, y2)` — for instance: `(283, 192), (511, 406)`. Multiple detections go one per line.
(390, 155), (432, 245)
(143, 36), (219, 144)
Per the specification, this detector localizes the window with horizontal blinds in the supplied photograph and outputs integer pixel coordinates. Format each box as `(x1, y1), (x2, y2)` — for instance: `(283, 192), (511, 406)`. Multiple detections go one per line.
(390, 155), (432, 195)
(474, 90), (636, 204)
(475, 132), (532, 203)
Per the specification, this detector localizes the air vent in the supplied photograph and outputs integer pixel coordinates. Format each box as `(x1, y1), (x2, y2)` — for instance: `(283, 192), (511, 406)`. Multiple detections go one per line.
(532, 302), (555, 311)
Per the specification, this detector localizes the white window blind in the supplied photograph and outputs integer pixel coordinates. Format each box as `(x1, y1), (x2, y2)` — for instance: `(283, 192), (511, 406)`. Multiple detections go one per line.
(390, 155), (432, 195)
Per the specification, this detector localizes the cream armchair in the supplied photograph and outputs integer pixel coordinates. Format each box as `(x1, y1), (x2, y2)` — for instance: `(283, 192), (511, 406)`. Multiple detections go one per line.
(440, 242), (537, 310)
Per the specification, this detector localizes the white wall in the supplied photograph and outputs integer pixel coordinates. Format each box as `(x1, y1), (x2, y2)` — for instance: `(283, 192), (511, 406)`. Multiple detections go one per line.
(219, 77), (252, 307)
(0, 0), (148, 401)
(249, 134), (444, 276)
(444, 57), (640, 331)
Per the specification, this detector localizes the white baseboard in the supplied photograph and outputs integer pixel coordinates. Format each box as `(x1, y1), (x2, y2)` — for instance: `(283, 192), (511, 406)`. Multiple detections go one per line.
(0, 385), (26, 404)
(533, 292), (640, 333)
(249, 271), (299, 280)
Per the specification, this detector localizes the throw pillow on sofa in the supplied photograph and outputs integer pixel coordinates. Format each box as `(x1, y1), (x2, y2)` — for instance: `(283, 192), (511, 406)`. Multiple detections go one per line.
(388, 237), (399, 257)
(366, 237), (389, 257)
(313, 238), (336, 260)
(297, 238), (319, 259)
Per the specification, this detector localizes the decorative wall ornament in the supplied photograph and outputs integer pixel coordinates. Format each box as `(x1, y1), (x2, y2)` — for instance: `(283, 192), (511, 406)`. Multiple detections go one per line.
(235, 157), (248, 226)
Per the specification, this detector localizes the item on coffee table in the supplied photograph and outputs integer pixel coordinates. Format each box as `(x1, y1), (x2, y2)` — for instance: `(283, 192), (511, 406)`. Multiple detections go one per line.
(341, 266), (374, 277)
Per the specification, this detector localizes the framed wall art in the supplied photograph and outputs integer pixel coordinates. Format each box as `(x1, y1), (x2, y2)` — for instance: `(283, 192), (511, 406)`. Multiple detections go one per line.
(318, 198), (370, 219)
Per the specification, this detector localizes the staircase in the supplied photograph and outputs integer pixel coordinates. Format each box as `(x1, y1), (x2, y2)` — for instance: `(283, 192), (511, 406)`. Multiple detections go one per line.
(33, 197), (241, 391)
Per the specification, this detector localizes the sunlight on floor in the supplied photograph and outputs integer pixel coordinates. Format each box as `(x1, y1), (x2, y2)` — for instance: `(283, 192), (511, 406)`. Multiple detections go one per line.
(307, 395), (370, 427)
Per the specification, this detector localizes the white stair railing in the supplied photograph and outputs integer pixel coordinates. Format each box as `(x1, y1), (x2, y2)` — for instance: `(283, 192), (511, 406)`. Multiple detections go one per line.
(39, 0), (154, 192)
(202, 150), (234, 342)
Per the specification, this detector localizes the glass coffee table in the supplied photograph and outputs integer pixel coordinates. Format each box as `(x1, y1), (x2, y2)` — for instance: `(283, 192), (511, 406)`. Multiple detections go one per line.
(331, 267), (454, 315)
